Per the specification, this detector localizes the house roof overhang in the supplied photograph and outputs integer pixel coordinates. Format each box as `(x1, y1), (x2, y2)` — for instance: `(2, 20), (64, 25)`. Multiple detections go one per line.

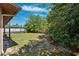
(0, 3), (21, 27)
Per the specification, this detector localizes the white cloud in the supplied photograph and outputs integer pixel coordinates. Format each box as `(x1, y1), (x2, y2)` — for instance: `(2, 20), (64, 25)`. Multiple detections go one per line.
(34, 14), (47, 17)
(21, 5), (48, 13)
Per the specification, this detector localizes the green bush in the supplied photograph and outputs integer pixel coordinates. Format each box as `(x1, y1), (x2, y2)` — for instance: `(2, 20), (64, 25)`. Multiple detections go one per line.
(47, 4), (79, 48)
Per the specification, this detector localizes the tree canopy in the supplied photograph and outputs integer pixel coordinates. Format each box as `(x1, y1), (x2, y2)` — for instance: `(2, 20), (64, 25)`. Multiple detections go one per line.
(47, 4), (79, 48)
(24, 15), (48, 33)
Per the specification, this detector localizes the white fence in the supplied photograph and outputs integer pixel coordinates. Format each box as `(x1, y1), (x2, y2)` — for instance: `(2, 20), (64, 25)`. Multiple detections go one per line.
(3, 28), (25, 32)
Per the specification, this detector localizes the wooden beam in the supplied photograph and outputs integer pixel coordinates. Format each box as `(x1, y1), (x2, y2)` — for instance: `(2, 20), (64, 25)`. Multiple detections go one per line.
(9, 23), (11, 39)
(0, 9), (2, 27)
(2, 14), (14, 16)
(3, 16), (12, 27)
(4, 26), (5, 35)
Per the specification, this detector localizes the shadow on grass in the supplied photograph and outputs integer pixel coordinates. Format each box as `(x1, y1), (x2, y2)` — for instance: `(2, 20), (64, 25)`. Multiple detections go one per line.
(16, 34), (71, 56)
(3, 34), (18, 51)
(3, 33), (79, 56)
(9, 36), (70, 56)
(10, 40), (52, 56)
(4, 34), (72, 56)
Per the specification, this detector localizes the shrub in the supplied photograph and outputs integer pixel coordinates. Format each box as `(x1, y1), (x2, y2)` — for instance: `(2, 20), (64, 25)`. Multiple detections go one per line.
(47, 4), (79, 48)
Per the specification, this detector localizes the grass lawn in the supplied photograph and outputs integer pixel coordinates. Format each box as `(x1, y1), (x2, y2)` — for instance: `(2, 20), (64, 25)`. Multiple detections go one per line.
(10, 33), (44, 46)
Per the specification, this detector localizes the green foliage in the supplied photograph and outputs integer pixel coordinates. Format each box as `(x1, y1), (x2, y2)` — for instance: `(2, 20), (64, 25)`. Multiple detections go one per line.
(24, 15), (48, 33)
(47, 4), (79, 48)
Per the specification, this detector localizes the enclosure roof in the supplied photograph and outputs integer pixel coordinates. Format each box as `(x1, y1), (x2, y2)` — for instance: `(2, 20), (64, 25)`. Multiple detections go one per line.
(0, 3), (21, 27)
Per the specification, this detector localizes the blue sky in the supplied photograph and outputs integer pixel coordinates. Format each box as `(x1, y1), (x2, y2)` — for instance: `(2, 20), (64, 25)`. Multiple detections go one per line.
(9, 3), (50, 26)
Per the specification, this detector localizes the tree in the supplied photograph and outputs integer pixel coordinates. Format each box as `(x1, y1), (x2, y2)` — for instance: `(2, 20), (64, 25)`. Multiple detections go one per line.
(24, 15), (48, 33)
(47, 4), (79, 48)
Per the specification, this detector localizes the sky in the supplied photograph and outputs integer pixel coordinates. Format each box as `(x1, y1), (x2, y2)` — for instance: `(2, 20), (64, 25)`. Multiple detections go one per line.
(9, 3), (50, 26)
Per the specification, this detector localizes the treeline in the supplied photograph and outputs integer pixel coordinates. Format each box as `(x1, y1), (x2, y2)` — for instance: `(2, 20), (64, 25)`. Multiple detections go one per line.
(47, 4), (79, 48)
(24, 15), (48, 33)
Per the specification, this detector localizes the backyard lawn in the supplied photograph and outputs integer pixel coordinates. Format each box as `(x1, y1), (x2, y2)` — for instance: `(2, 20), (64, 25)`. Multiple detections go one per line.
(5, 33), (69, 56)
(10, 33), (44, 46)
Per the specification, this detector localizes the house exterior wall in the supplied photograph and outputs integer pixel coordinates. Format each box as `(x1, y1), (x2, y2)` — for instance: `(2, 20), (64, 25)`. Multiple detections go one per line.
(0, 8), (4, 55)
